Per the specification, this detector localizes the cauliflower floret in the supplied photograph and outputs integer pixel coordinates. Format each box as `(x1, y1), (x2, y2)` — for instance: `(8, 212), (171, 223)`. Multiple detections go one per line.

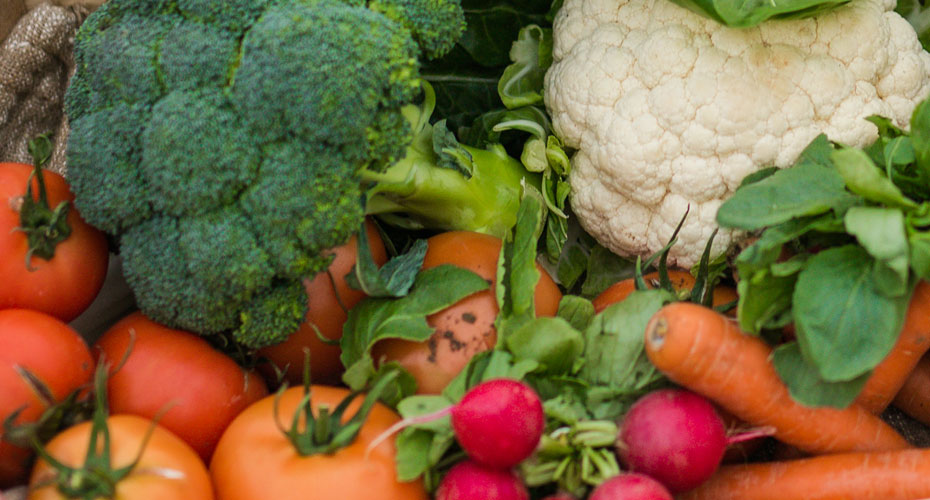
(546, 0), (930, 266)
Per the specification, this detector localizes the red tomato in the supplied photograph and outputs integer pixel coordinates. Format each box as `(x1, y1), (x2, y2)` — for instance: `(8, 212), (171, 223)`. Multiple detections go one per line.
(0, 309), (94, 488)
(94, 312), (268, 462)
(28, 415), (213, 500)
(260, 218), (387, 385)
(210, 385), (428, 500)
(0, 162), (109, 322)
(371, 231), (562, 394)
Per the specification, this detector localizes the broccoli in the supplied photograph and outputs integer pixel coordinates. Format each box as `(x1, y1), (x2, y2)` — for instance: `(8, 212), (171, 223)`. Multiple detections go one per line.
(65, 0), (466, 348)
(363, 83), (543, 239)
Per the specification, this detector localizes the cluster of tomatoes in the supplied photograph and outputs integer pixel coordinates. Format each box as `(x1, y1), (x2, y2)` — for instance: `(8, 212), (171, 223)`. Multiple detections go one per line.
(1, 156), (573, 498)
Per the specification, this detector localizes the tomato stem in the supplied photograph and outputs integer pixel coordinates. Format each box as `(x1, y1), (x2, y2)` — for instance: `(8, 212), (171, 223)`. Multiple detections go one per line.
(12, 133), (72, 268)
(29, 364), (158, 500)
(274, 356), (400, 456)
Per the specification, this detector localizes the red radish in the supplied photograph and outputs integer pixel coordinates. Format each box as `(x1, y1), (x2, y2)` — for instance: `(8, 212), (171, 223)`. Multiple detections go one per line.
(369, 378), (545, 469)
(589, 473), (673, 500)
(617, 388), (727, 493)
(435, 460), (530, 500)
(451, 378), (545, 468)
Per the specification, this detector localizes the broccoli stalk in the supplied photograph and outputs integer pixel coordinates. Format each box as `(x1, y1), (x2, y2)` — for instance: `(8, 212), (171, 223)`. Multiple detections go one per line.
(363, 83), (542, 239)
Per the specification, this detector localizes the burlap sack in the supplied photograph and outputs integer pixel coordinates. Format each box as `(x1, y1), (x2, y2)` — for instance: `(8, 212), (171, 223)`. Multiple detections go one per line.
(0, 1), (104, 175)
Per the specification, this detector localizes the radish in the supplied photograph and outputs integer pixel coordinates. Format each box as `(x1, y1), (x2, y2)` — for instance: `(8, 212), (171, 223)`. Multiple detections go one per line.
(616, 388), (728, 493)
(588, 473), (673, 500)
(435, 460), (530, 500)
(370, 378), (545, 469)
(615, 388), (775, 493)
(451, 378), (545, 468)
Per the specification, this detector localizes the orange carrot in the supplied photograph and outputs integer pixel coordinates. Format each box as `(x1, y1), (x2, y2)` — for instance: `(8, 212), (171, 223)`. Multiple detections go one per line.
(643, 302), (910, 455)
(855, 281), (930, 413)
(680, 448), (930, 500)
(892, 353), (930, 427)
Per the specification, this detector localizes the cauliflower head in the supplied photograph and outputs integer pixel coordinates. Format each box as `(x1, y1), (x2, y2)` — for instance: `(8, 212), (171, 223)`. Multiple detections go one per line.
(545, 0), (930, 267)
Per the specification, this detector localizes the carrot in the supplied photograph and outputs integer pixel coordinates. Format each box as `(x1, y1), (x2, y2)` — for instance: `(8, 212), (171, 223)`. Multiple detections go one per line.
(591, 270), (737, 314)
(680, 448), (930, 500)
(855, 281), (930, 413)
(892, 353), (930, 427)
(643, 302), (910, 455)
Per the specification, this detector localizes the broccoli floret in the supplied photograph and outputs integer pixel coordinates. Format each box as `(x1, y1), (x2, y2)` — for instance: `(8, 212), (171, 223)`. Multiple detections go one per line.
(66, 0), (466, 348)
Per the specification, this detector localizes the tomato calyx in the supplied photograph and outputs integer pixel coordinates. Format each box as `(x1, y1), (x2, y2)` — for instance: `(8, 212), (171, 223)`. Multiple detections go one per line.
(29, 365), (163, 500)
(2, 366), (93, 450)
(12, 134), (72, 267)
(273, 356), (399, 456)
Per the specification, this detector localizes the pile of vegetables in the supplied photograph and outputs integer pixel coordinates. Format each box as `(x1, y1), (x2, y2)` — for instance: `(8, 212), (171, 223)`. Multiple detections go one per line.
(6, 0), (930, 498)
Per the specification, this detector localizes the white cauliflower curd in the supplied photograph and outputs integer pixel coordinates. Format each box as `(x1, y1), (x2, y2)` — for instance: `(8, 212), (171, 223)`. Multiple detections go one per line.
(545, 0), (930, 267)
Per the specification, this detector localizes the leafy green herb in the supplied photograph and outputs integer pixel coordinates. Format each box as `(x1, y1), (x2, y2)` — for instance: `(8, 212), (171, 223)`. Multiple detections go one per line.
(718, 103), (930, 407)
(668, 0), (849, 28)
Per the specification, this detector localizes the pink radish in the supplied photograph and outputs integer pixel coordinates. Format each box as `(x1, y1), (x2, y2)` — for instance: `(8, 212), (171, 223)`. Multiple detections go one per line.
(369, 378), (545, 469)
(435, 459), (530, 500)
(451, 378), (545, 468)
(616, 388), (772, 493)
(588, 473), (673, 500)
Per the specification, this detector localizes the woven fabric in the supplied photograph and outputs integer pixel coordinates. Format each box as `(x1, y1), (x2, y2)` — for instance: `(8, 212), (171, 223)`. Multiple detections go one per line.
(0, 3), (89, 175)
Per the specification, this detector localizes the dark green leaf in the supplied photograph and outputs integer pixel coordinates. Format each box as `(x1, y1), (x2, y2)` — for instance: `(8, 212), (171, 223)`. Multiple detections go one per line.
(348, 233), (427, 298)
(717, 162), (856, 230)
(580, 245), (637, 298)
(793, 245), (912, 381)
(884, 137), (916, 170)
(433, 120), (475, 176)
(772, 342), (872, 408)
(911, 98), (930, 184)
(496, 189), (547, 339)
(795, 133), (836, 168)
(832, 148), (917, 209)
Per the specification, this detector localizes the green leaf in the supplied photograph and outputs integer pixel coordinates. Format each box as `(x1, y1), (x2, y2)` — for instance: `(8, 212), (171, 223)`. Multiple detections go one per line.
(667, 0), (849, 27)
(737, 270), (797, 333)
(496, 188), (547, 340)
(792, 245), (911, 381)
(911, 98), (930, 184)
(505, 316), (584, 374)
(397, 395), (455, 432)
(432, 120), (475, 177)
(772, 342), (872, 408)
(831, 148), (917, 209)
(497, 25), (552, 109)
(348, 233), (427, 298)
(340, 265), (491, 390)
(556, 295), (596, 332)
(395, 429), (438, 481)
(884, 137), (916, 170)
(844, 206), (909, 297)
(717, 161), (856, 230)
(910, 232), (930, 281)
(580, 245), (637, 298)
(580, 290), (673, 390)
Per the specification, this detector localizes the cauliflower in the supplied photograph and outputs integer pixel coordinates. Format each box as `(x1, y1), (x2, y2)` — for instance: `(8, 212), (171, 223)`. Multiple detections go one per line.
(545, 0), (930, 267)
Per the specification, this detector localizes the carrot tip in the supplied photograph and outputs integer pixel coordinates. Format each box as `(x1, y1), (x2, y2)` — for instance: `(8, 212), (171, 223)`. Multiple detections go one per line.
(646, 317), (668, 350)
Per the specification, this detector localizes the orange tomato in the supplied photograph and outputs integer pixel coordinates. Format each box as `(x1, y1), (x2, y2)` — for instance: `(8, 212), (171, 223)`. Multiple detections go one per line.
(28, 415), (213, 500)
(259, 218), (387, 384)
(592, 270), (737, 314)
(95, 312), (268, 462)
(210, 385), (428, 500)
(0, 309), (94, 488)
(371, 231), (562, 394)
